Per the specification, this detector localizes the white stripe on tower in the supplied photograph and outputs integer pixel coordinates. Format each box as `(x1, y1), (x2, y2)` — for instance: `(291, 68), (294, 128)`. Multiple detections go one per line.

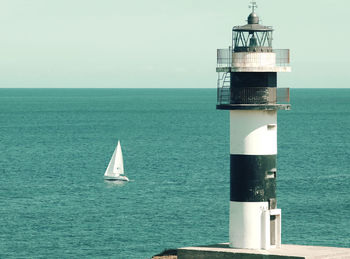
(229, 110), (277, 155)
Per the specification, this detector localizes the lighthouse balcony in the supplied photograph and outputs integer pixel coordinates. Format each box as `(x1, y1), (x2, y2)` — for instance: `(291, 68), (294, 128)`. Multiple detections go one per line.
(216, 87), (290, 110)
(217, 48), (291, 72)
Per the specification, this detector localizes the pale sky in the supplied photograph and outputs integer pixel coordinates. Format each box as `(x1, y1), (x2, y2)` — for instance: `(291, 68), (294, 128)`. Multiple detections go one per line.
(0, 0), (349, 88)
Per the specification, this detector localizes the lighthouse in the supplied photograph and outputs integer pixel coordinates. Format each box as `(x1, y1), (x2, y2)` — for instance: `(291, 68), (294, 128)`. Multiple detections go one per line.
(216, 2), (291, 250)
(179, 3), (350, 259)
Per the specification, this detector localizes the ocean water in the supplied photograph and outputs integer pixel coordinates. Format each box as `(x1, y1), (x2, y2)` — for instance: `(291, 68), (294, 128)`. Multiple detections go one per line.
(0, 88), (349, 258)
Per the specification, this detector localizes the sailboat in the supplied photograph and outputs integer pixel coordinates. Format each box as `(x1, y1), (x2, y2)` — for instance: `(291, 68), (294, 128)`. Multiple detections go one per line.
(104, 140), (129, 181)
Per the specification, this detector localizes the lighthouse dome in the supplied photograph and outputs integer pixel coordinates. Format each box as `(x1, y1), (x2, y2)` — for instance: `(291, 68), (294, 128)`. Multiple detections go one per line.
(248, 12), (259, 24)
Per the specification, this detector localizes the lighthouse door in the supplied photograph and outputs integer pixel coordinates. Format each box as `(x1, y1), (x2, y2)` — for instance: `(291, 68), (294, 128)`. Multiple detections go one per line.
(270, 215), (276, 246)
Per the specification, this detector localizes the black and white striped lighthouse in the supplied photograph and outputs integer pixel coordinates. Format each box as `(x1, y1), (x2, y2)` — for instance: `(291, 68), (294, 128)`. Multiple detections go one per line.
(216, 2), (291, 250)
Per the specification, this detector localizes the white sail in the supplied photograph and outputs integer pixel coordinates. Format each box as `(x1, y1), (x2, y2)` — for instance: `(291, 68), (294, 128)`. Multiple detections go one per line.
(104, 141), (124, 177)
(104, 145), (117, 177)
(113, 141), (124, 175)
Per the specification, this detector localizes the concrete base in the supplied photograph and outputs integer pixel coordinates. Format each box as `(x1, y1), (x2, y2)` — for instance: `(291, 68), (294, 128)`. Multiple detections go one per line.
(178, 243), (350, 259)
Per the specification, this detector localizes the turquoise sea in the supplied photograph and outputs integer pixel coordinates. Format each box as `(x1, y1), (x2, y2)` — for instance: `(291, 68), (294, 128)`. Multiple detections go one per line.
(0, 88), (349, 258)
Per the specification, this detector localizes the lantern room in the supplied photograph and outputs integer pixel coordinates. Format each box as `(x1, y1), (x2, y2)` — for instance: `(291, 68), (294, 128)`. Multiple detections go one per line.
(232, 12), (273, 53)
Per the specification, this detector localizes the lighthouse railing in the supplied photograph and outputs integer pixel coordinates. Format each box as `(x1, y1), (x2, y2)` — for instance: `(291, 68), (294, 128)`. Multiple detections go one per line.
(217, 87), (290, 105)
(217, 48), (232, 67)
(274, 49), (290, 66)
(216, 48), (290, 67)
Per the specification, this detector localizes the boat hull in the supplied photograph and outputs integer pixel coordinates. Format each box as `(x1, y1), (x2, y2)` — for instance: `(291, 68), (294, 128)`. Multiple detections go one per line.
(104, 175), (129, 182)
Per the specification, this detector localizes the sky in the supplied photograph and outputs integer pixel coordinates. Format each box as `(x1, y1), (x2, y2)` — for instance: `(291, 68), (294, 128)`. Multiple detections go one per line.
(0, 0), (349, 88)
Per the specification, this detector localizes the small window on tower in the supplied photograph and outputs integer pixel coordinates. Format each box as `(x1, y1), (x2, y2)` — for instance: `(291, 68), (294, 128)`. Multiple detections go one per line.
(266, 169), (276, 179)
(267, 124), (276, 130)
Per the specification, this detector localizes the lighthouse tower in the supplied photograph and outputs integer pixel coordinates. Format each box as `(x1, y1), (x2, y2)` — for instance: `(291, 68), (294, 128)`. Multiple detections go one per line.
(216, 3), (291, 250)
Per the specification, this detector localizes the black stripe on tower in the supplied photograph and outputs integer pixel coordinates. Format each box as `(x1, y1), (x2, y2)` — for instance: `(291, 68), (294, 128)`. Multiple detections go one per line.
(229, 72), (278, 105)
(230, 72), (277, 88)
(230, 154), (277, 208)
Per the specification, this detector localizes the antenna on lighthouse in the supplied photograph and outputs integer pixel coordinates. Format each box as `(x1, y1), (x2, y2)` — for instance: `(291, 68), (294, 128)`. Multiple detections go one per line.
(249, 1), (258, 12)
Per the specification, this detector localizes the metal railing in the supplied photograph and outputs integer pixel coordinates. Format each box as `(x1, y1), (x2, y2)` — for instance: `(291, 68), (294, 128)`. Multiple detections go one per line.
(217, 87), (290, 105)
(274, 49), (290, 66)
(216, 48), (290, 67)
(217, 48), (232, 67)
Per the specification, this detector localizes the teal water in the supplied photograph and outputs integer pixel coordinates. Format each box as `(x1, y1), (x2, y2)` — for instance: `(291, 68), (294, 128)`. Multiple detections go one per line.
(0, 89), (349, 258)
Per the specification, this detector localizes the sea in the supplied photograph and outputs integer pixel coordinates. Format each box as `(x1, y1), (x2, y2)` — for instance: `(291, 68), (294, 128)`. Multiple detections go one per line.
(0, 88), (349, 258)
